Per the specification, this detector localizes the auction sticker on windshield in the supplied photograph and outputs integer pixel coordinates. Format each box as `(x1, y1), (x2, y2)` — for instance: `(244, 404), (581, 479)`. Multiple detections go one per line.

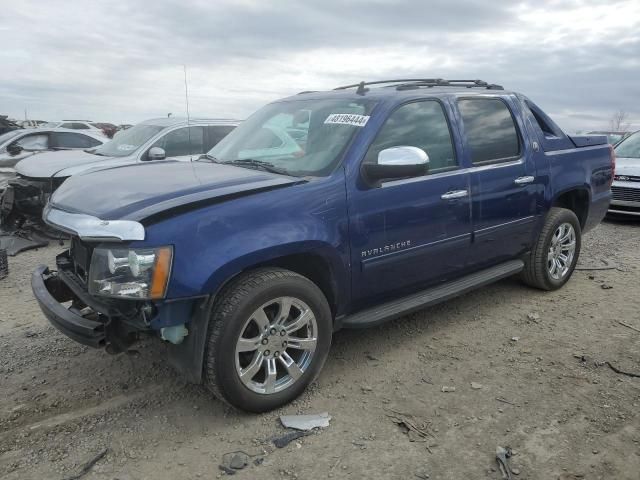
(324, 114), (370, 127)
(117, 144), (137, 151)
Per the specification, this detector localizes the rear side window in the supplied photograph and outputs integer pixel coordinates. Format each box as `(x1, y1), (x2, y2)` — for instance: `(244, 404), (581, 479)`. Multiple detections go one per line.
(51, 132), (101, 148)
(364, 100), (457, 172)
(207, 125), (235, 149)
(458, 98), (520, 164)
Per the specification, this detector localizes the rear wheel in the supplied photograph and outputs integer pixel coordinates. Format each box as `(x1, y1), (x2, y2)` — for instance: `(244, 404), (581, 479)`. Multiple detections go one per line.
(203, 268), (332, 412)
(521, 207), (581, 290)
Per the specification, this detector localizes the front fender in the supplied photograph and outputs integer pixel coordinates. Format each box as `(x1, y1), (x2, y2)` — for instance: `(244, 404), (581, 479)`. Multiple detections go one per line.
(138, 175), (350, 304)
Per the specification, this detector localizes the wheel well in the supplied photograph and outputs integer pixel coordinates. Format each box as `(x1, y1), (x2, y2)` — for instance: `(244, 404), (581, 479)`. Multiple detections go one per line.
(254, 253), (338, 317)
(553, 189), (589, 228)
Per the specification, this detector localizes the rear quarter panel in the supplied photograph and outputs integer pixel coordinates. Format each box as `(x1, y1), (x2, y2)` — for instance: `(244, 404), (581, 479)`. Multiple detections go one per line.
(545, 144), (612, 232)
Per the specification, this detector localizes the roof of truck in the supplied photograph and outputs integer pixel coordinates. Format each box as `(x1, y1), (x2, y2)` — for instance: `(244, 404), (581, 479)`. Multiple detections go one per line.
(286, 79), (515, 102)
(140, 117), (241, 127)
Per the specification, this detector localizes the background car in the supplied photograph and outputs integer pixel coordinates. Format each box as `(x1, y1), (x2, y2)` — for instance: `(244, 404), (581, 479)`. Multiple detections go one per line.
(0, 128), (106, 191)
(44, 120), (116, 138)
(3, 118), (239, 222)
(18, 119), (48, 129)
(588, 130), (631, 146)
(609, 130), (640, 217)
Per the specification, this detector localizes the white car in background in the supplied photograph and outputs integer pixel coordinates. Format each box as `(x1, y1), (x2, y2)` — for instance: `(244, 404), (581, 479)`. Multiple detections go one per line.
(44, 120), (116, 138)
(609, 130), (640, 217)
(0, 128), (106, 190)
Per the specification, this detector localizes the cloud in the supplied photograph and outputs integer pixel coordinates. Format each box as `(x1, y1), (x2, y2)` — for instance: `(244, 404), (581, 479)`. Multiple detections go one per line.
(1, 0), (639, 131)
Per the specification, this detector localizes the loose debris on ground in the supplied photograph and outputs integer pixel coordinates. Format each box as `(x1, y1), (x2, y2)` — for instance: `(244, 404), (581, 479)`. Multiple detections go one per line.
(1, 219), (638, 479)
(62, 448), (108, 480)
(279, 412), (331, 430)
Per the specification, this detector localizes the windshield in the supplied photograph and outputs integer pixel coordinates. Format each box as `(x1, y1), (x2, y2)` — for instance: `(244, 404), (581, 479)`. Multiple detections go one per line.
(0, 130), (22, 146)
(207, 97), (377, 176)
(615, 131), (640, 158)
(93, 124), (164, 157)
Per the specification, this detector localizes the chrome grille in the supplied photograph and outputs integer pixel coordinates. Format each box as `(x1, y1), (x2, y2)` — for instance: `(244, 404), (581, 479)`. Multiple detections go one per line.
(612, 186), (640, 203)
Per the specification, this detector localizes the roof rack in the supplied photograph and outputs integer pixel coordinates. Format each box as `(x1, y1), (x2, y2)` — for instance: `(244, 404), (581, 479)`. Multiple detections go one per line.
(334, 79), (504, 93)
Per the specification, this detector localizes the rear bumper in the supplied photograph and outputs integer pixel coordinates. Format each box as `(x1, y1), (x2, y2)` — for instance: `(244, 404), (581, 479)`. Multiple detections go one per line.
(31, 265), (107, 347)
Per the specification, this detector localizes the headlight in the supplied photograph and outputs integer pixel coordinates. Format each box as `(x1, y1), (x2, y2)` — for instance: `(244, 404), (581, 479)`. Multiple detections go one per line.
(89, 246), (173, 299)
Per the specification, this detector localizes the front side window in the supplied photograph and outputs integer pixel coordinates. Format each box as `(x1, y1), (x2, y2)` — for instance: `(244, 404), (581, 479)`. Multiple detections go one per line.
(152, 126), (204, 157)
(92, 124), (164, 157)
(458, 98), (520, 164)
(364, 100), (457, 173)
(207, 98), (377, 177)
(615, 131), (640, 158)
(16, 133), (49, 151)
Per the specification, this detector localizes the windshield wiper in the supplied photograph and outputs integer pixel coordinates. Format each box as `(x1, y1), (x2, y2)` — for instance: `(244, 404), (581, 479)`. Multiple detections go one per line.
(197, 153), (220, 163)
(85, 149), (104, 155)
(225, 159), (289, 175)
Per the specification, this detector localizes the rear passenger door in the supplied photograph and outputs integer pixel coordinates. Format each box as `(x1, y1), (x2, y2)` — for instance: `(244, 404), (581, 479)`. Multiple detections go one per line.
(349, 99), (472, 308)
(205, 125), (235, 150)
(456, 96), (539, 267)
(50, 132), (102, 149)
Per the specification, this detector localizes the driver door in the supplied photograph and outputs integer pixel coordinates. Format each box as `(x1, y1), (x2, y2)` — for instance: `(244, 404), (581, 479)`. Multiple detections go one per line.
(348, 100), (472, 309)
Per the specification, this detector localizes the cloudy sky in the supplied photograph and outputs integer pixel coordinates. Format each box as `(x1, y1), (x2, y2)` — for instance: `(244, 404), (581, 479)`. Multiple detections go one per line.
(2, 0), (639, 131)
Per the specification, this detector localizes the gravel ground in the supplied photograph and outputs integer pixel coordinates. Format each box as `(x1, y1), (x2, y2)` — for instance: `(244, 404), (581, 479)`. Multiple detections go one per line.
(0, 218), (639, 480)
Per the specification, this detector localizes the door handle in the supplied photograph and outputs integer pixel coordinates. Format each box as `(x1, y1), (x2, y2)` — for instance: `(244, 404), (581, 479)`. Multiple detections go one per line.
(514, 176), (535, 185)
(441, 190), (468, 200)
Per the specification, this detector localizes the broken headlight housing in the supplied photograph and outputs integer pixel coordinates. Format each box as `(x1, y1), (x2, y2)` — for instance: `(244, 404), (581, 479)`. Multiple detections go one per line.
(88, 246), (173, 300)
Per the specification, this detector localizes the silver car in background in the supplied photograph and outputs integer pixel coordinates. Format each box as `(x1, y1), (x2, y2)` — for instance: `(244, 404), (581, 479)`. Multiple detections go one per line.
(3, 117), (238, 223)
(609, 130), (640, 217)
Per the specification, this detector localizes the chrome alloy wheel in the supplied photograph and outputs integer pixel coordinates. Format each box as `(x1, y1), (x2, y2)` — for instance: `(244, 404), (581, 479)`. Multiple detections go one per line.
(547, 222), (576, 280)
(235, 296), (318, 394)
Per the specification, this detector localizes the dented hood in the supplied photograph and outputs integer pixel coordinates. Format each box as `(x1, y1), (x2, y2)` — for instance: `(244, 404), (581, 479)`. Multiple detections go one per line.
(49, 160), (302, 221)
(15, 150), (116, 178)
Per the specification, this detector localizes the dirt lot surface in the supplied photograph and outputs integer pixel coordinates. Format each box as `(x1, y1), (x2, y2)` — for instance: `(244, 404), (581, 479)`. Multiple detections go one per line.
(1, 219), (639, 480)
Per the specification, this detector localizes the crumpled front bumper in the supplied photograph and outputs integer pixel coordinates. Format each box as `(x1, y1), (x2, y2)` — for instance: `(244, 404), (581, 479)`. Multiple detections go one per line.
(31, 265), (107, 347)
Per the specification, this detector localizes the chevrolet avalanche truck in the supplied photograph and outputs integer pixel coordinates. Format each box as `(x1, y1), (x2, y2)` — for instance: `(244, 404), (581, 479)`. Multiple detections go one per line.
(32, 79), (613, 412)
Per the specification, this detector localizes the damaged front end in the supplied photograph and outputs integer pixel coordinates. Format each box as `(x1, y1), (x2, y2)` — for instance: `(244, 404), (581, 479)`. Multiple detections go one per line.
(32, 210), (202, 369)
(33, 247), (152, 352)
(1, 175), (60, 227)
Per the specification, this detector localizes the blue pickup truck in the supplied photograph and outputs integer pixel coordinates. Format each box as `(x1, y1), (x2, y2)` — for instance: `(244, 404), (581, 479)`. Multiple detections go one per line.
(32, 79), (613, 412)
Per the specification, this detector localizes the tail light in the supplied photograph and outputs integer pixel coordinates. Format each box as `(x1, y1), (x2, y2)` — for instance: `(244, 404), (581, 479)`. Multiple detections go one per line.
(608, 144), (616, 187)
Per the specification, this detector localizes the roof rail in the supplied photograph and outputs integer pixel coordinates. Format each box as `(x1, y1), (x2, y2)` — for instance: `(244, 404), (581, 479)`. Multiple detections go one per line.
(334, 79), (504, 92)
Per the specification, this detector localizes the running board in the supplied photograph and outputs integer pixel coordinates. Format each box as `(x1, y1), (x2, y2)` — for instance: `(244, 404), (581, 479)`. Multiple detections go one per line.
(341, 260), (524, 329)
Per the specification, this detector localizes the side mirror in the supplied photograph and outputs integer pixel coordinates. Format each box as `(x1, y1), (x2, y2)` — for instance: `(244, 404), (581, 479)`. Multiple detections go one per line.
(7, 143), (23, 156)
(146, 147), (166, 161)
(362, 146), (429, 183)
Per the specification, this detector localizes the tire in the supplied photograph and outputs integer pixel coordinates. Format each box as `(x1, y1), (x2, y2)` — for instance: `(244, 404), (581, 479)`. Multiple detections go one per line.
(203, 268), (332, 412)
(521, 207), (581, 291)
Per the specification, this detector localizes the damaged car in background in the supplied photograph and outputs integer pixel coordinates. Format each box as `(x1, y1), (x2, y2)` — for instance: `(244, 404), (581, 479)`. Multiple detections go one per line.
(0, 127), (106, 194)
(1, 118), (238, 228)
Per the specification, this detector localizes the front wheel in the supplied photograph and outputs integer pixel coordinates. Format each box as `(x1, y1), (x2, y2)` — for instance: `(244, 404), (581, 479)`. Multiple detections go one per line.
(521, 207), (582, 291)
(203, 268), (332, 412)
